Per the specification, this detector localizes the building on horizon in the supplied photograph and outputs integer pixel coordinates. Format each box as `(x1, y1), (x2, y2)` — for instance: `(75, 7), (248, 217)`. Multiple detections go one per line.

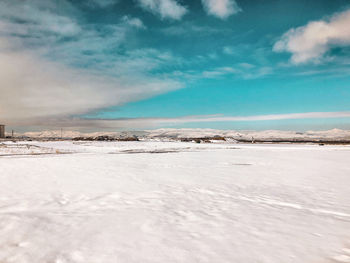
(0, 124), (5, 138)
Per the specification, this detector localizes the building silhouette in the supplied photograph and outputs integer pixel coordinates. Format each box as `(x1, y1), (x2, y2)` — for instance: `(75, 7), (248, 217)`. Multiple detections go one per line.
(0, 124), (5, 138)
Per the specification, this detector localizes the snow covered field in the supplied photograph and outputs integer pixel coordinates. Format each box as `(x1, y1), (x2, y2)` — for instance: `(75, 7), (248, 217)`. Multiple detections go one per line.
(0, 140), (350, 263)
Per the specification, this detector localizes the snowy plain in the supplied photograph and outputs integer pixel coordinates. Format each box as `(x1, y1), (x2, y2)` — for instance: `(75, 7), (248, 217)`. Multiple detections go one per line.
(0, 140), (350, 263)
(19, 128), (350, 142)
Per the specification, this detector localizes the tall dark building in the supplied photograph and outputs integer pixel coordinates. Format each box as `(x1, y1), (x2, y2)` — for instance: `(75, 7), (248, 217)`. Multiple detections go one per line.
(0, 125), (5, 138)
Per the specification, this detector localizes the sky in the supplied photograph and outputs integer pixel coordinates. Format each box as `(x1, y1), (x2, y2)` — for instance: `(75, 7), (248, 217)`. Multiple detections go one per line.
(1, 0), (350, 131)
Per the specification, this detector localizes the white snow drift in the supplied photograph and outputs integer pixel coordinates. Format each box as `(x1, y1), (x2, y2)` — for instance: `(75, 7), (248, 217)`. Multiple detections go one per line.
(0, 141), (349, 263)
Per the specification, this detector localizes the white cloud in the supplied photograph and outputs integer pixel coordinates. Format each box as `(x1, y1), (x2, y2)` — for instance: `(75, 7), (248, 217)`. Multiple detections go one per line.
(201, 0), (241, 19)
(201, 65), (272, 79)
(21, 111), (350, 130)
(161, 23), (224, 36)
(0, 45), (181, 125)
(223, 46), (236, 55)
(87, 0), (118, 8)
(0, 1), (81, 39)
(274, 9), (350, 64)
(113, 111), (350, 125)
(238, 63), (255, 69)
(122, 16), (146, 29)
(0, 1), (183, 126)
(136, 0), (188, 20)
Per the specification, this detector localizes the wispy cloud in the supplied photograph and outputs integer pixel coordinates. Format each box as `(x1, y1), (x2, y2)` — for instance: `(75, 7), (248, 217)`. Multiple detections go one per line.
(17, 111), (350, 130)
(98, 111), (350, 127)
(201, 0), (241, 19)
(86, 0), (118, 8)
(0, 0), (183, 126)
(0, 1), (81, 40)
(122, 16), (146, 29)
(201, 64), (272, 79)
(222, 46), (237, 55)
(136, 0), (188, 20)
(169, 111), (350, 123)
(161, 23), (227, 36)
(0, 46), (181, 124)
(274, 8), (350, 64)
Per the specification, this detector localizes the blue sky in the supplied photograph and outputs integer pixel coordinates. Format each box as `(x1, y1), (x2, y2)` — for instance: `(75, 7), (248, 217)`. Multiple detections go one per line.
(1, 0), (350, 130)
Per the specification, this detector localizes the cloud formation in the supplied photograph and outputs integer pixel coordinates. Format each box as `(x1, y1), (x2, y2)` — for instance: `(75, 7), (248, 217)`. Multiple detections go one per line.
(274, 9), (350, 64)
(201, 0), (241, 19)
(201, 64), (272, 79)
(87, 0), (118, 8)
(0, 45), (181, 124)
(0, 0), (182, 126)
(19, 111), (350, 130)
(122, 16), (146, 29)
(0, 1), (81, 40)
(136, 0), (187, 20)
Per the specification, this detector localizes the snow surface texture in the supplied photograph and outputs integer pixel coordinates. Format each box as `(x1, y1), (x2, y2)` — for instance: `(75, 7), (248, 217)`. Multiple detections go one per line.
(16, 128), (350, 141)
(0, 141), (350, 263)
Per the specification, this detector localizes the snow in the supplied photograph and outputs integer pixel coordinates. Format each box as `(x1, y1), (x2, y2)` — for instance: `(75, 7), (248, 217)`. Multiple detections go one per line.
(147, 128), (350, 140)
(0, 140), (350, 263)
(12, 128), (350, 141)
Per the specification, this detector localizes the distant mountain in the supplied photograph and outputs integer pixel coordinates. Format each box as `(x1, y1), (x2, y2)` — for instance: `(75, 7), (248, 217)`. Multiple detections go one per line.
(8, 128), (350, 143)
